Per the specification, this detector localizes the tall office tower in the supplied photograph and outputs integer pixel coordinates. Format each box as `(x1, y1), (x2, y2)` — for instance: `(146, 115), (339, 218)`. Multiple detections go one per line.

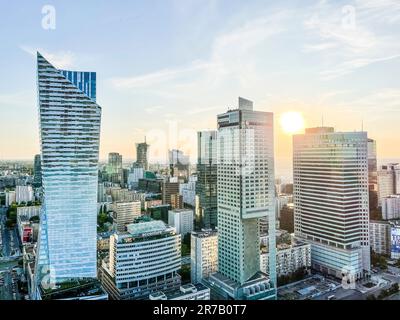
(293, 127), (370, 280)
(107, 153), (124, 185)
(377, 163), (400, 207)
(169, 149), (190, 179)
(367, 139), (378, 210)
(135, 140), (149, 171)
(191, 230), (218, 284)
(196, 131), (218, 229)
(35, 53), (101, 287)
(111, 201), (141, 232)
(33, 154), (42, 188)
(208, 97), (276, 300)
(100, 220), (181, 300)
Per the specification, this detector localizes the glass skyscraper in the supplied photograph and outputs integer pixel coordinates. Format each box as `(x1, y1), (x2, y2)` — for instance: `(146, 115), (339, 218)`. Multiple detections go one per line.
(35, 52), (101, 286)
(196, 130), (218, 229)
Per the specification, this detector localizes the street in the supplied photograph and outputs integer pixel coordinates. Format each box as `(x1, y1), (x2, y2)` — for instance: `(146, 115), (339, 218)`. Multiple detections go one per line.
(0, 207), (21, 300)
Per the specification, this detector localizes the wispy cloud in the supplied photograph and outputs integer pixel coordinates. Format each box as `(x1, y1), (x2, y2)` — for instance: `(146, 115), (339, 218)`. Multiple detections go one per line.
(20, 45), (75, 69)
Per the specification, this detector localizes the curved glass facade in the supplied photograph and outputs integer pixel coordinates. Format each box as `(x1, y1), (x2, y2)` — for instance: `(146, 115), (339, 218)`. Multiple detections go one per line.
(35, 52), (101, 283)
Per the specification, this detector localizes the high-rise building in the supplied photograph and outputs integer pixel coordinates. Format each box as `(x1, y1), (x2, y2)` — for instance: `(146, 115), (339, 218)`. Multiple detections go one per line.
(367, 139), (378, 210)
(208, 97), (276, 300)
(162, 180), (180, 205)
(35, 52), (101, 288)
(107, 153), (124, 185)
(191, 230), (218, 284)
(33, 154), (42, 188)
(111, 201), (141, 232)
(168, 209), (194, 236)
(196, 131), (218, 229)
(135, 140), (149, 171)
(100, 220), (181, 300)
(293, 127), (370, 279)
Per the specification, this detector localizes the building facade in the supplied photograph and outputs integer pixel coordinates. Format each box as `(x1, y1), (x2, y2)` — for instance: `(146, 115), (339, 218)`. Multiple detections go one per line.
(111, 201), (141, 232)
(382, 195), (400, 220)
(212, 97), (276, 300)
(196, 130), (218, 229)
(191, 230), (218, 284)
(168, 209), (194, 236)
(35, 52), (101, 286)
(101, 220), (181, 300)
(293, 127), (370, 279)
(370, 220), (391, 255)
(135, 141), (149, 171)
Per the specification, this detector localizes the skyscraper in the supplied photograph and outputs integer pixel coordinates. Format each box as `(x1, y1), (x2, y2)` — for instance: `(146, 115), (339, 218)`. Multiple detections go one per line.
(135, 140), (149, 171)
(367, 139), (378, 211)
(196, 130), (218, 229)
(35, 52), (101, 287)
(33, 154), (42, 188)
(208, 97), (276, 300)
(293, 127), (370, 279)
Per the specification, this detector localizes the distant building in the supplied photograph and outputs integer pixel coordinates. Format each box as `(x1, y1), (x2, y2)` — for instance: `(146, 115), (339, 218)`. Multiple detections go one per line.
(168, 209), (194, 236)
(382, 195), (400, 220)
(377, 163), (400, 207)
(370, 220), (391, 255)
(368, 139), (378, 210)
(135, 140), (149, 171)
(169, 149), (190, 180)
(101, 220), (181, 300)
(111, 201), (141, 232)
(149, 283), (210, 300)
(33, 154), (42, 188)
(196, 130), (218, 229)
(170, 193), (184, 210)
(128, 167), (144, 189)
(107, 153), (124, 185)
(279, 203), (294, 234)
(162, 180), (180, 205)
(191, 230), (218, 284)
(180, 176), (197, 207)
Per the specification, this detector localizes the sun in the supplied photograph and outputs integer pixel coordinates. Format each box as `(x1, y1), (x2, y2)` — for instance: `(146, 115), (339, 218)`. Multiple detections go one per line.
(280, 112), (305, 134)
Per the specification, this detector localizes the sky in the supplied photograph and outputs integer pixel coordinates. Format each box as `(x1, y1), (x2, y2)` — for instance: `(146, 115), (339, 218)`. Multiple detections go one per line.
(0, 0), (399, 177)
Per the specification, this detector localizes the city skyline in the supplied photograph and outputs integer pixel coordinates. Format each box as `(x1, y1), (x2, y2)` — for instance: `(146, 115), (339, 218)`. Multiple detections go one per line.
(0, 0), (400, 167)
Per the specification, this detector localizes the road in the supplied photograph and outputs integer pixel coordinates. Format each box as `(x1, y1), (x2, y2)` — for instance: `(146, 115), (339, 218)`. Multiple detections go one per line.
(0, 207), (21, 300)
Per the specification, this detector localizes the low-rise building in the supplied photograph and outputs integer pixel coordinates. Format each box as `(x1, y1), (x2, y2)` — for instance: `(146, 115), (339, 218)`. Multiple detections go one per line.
(261, 242), (311, 277)
(370, 220), (391, 255)
(191, 230), (218, 284)
(168, 209), (194, 236)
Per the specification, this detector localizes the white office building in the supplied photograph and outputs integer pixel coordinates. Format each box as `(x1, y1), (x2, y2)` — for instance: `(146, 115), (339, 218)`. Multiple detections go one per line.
(111, 201), (141, 232)
(191, 230), (218, 284)
(369, 220), (391, 255)
(5, 190), (16, 206)
(15, 185), (34, 204)
(168, 209), (194, 236)
(377, 163), (400, 207)
(293, 127), (370, 280)
(382, 195), (400, 220)
(101, 220), (181, 300)
(149, 283), (210, 300)
(261, 242), (311, 277)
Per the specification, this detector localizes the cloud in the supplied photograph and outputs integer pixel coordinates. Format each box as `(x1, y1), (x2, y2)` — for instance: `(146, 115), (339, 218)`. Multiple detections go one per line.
(303, 1), (400, 79)
(20, 45), (75, 69)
